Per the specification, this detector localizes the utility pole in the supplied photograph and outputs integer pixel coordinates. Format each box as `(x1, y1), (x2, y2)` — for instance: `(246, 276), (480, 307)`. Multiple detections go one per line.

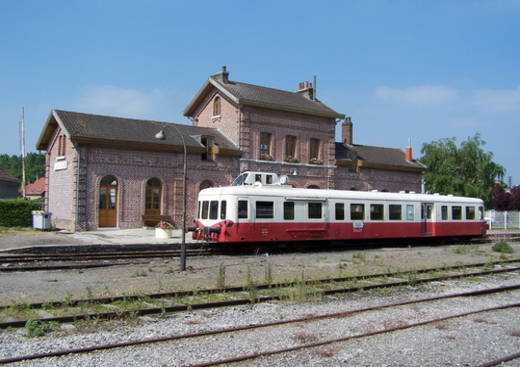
(19, 107), (26, 198)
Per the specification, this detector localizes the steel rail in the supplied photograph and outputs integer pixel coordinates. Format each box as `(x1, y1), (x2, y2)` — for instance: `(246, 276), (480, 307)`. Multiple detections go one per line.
(0, 259), (518, 312)
(0, 285), (518, 365)
(473, 352), (520, 367)
(0, 265), (519, 329)
(0, 261), (138, 272)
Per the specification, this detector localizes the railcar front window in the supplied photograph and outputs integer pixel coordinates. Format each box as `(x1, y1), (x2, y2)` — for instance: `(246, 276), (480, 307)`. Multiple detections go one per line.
(466, 206), (475, 220)
(479, 206), (484, 220)
(441, 205), (448, 220)
(308, 202), (322, 219)
(452, 206), (462, 220)
(335, 203), (345, 220)
(350, 204), (364, 220)
(256, 201), (274, 219)
(370, 204), (384, 220)
(209, 200), (219, 220)
(284, 202), (295, 220)
(389, 204), (402, 220)
(220, 200), (227, 219)
(197, 201), (201, 219)
(238, 200), (248, 219)
(201, 201), (209, 219)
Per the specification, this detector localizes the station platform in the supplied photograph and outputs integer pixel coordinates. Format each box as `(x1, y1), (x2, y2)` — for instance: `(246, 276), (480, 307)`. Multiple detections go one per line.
(0, 228), (199, 254)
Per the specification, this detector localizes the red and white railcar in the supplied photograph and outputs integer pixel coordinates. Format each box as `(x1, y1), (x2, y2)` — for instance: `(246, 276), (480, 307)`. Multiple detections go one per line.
(191, 172), (487, 243)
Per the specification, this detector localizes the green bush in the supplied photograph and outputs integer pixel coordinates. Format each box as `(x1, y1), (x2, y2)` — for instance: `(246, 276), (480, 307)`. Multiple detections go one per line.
(0, 199), (42, 227)
(492, 241), (514, 254)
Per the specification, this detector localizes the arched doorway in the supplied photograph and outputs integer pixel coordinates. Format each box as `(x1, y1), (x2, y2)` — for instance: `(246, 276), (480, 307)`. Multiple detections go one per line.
(99, 175), (118, 227)
(145, 178), (162, 216)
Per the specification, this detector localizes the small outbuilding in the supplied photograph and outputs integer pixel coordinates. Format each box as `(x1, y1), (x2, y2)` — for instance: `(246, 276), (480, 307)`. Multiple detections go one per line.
(0, 167), (20, 199)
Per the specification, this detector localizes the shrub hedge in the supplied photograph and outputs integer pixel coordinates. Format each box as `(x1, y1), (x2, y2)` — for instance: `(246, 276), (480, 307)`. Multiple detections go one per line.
(0, 199), (42, 227)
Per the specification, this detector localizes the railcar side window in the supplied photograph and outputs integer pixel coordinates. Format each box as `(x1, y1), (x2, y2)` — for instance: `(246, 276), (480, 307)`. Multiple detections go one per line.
(201, 201), (209, 219)
(308, 202), (322, 219)
(441, 205), (448, 220)
(209, 200), (219, 219)
(389, 204), (402, 220)
(370, 204), (384, 220)
(238, 200), (248, 219)
(466, 206), (475, 220)
(452, 206), (462, 220)
(479, 206), (484, 220)
(220, 200), (227, 219)
(350, 204), (364, 220)
(266, 175), (273, 184)
(284, 202), (295, 220)
(256, 201), (274, 219)
(406, 205), (414, 221)
(335, 203), (345, 220)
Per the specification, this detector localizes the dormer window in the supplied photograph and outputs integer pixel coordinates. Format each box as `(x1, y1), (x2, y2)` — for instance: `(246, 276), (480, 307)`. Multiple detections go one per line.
(212, 96), (221, 116)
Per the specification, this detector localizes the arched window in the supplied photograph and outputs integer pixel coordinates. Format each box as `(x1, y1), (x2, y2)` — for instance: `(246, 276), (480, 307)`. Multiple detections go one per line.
(307, 184), (320, 189)
(199, 180), (214, 191)
(213, 96), (221, 116)
(145, 178), (162, 216)
(349, 187), (357, 191)
(99, 175), (118, 227)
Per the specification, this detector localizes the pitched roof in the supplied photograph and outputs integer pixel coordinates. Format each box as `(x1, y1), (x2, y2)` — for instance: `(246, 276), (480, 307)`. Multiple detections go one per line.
(36, 110), (240, 154)
(335, 143), (426, 172)
(0, 167), (19, 183)
(25, 177), (46, 196)
(184, 70), (344, 119)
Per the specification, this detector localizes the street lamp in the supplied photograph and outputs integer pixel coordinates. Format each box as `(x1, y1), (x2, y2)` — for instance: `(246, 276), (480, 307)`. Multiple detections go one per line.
(155, 124), (187, 271)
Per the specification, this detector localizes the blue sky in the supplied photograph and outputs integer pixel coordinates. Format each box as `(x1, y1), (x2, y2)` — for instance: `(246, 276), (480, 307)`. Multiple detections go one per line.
(1, 0), (519, 184)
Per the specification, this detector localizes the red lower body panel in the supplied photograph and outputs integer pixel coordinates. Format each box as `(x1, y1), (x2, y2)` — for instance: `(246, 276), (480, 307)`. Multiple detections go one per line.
(192, 220), (487, 243)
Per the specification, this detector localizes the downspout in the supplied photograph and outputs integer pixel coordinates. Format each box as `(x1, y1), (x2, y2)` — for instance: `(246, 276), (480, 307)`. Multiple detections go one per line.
(75, 145), (80, 231)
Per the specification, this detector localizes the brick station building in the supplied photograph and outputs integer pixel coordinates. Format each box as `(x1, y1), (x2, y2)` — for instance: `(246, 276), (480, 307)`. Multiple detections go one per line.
(36, 67), (425, 231)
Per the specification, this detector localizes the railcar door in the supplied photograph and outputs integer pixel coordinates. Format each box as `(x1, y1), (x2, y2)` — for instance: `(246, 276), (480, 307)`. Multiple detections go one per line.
(421, 203), (434, 235)
(236, 198), (250, 240)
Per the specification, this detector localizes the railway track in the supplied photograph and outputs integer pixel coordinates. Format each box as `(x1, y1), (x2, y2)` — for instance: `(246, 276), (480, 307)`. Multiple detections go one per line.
(0, 233), (518, 271)
(0, 282), (518, 365)
(1, 259), (519, 330)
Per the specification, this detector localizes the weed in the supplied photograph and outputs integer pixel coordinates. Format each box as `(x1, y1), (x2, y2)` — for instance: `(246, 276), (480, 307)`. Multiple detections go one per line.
(453, 246), (469, 255)
(352, 252), (365, 263)
(407, 271), (418, 286)
(25, 320), (52, 337)
(131, 270), (148, 278)
(492, 241), (514, 254)
(291, 331), (318, 344)
(315, 347), (338, 357)
(42, 299), (57, 310)
(264, 263), (272, 286)
(216, 263), (226, 289)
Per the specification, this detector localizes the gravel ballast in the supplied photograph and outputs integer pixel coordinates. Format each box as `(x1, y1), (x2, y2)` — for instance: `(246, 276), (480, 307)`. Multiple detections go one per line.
(1, 273), (519, 367)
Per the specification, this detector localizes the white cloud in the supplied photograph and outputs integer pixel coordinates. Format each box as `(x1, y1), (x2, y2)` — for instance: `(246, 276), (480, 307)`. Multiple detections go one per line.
(375, 85), (459, 104)
(75, 85), (163, 117)
(472, 86), (520, 112)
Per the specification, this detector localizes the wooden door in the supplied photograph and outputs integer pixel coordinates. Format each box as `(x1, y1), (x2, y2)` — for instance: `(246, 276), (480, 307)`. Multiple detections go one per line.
(145, 178), (162, 216)
(99, 177), (118, 227)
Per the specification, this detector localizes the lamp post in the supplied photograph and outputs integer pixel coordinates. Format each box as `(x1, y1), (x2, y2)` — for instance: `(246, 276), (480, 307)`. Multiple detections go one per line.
(155, 124), (187, 271)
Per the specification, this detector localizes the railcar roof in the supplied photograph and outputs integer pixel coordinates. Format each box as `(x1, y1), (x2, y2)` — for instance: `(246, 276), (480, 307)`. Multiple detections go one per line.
(199, 185), (483, 204)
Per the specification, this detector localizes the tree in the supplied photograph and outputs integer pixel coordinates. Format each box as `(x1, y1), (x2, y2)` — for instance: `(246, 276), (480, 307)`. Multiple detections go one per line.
(0, 153), (45, 183)
(419, 134), (505, 207)
(492, 184), (511, 210)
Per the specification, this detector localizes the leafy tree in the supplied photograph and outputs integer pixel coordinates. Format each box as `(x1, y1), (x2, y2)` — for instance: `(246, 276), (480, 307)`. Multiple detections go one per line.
(419, 134), (505, 207)
(0, 153), (45, 184)
(510, 185), (520, 210)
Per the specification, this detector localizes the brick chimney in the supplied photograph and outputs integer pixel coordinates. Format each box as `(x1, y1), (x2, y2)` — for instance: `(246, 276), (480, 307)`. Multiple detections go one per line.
(342, 117), (353, 145)
(296, 81), (314, 100)
(211, 65), (229, 83)
(404, 146), (413, 161)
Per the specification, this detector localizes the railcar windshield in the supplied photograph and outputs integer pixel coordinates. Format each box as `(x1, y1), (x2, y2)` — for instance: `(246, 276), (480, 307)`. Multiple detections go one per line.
(232, 173), (248, 186)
